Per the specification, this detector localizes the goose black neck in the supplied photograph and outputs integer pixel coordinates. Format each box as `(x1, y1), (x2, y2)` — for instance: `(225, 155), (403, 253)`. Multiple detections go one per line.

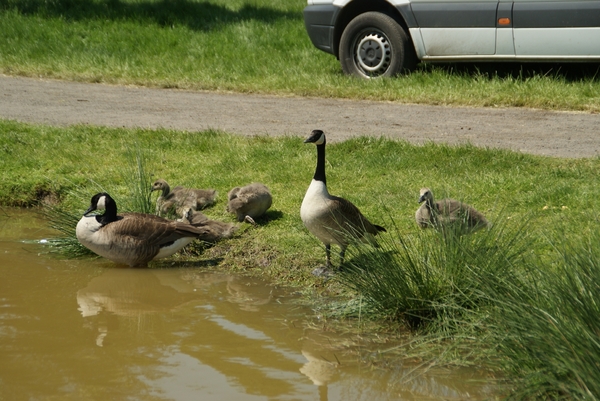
(313, 142), (327, 185)
(97, 197), (119, 225)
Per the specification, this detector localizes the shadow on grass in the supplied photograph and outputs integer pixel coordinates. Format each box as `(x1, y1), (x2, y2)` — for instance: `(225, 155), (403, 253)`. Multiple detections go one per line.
(255, 209), (284, 225)
(0, 0), (300, 31)
(420, 61), (600, 82)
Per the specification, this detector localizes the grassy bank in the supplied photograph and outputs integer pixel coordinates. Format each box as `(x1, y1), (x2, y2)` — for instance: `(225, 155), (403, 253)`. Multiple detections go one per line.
(2, 119), (600, 398)
(3, 119), (598, 233)
(1, 0), (600, 111)
(1, 118), (598, 279)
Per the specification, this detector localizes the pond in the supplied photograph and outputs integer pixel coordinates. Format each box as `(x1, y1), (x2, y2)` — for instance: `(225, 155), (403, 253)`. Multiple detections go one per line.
(0, 209), (498, 401)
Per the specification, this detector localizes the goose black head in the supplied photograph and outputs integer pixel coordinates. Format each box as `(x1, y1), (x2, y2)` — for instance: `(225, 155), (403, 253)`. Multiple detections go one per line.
(304, 129), (326, 145)
(418, 188), (433, 204)
(84, 192), (113, 216)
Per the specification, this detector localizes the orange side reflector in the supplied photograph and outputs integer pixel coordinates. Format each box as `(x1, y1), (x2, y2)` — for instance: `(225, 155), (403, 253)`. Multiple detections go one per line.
(498, 17), (511, 25)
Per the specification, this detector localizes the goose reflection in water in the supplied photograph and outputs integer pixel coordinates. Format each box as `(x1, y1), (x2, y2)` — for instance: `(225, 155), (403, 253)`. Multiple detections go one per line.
(76, 269), (261, 349)
(74, 268), (495, 400)
(74, 267), (345, 399)
(77, 269), (230, 318)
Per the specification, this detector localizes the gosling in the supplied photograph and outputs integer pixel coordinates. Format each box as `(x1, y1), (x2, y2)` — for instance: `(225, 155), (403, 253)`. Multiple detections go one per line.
(151, 178), (217, 217)
(415, 187), (489, 233)
(180, 208), (239, 242)
(227, 183), (272, 224)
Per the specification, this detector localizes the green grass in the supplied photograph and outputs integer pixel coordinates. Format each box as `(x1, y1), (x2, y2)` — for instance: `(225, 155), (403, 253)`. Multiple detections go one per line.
(471, 225), (600, 400)
(1, 0), (600, 111)
(332, 206), (600, 399)
(0, 118), (598, 282)
(336, 215), (534, 329)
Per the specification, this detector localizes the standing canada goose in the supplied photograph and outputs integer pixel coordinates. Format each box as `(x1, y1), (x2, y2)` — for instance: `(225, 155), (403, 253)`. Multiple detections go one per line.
(415, 187), (490, 233)
(76, 192), (215, 267)
(180, 208), (239, 241)
(300, 129), (386, 275)
(151, 178), (217, 217)
(227, 183), (272, 225)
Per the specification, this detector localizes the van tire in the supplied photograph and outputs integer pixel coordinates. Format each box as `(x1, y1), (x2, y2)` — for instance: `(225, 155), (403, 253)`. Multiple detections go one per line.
(339, 12), (416, 78)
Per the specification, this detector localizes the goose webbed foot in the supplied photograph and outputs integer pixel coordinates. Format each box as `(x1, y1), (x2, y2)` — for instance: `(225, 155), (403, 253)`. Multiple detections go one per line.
(312, 244), (337, 277)
(243, 215), (256, 225)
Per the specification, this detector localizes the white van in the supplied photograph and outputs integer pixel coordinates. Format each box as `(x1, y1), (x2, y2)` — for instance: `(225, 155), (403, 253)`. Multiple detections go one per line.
(303, 0), (600, 78)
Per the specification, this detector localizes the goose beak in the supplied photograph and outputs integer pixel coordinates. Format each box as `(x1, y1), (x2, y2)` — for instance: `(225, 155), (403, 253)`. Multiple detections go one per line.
(418, 195), (426, 203)
(83, 205), (96, 216)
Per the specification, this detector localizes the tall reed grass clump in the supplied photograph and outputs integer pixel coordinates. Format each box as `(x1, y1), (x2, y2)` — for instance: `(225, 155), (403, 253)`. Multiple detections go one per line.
(335, 214), (534, 330)
(335, 213), (600, 398)
(477, 225), (600, 400)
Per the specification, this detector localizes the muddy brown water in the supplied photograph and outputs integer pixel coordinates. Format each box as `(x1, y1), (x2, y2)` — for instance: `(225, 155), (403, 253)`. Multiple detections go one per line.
(0, 209), (499, 401)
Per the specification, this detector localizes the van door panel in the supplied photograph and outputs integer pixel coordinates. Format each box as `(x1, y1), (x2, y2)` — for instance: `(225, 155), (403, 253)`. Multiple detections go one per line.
(512, 0), (600, 56)
(410, 1), (499, 56)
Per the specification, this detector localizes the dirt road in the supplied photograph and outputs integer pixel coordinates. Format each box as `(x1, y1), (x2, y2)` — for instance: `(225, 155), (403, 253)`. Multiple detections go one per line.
(1, 74), (598, 158)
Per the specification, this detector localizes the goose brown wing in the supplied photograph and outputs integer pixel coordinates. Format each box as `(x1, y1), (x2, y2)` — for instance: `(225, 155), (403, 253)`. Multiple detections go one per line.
(462, 205), (489, 228)
(330, 196), (382, 235)
(113, 214), (201, 246)
(185, 219), (238, 242)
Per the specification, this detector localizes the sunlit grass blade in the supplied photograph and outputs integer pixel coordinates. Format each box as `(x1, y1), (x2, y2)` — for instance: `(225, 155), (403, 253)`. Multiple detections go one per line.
(121, 145), (154, 214)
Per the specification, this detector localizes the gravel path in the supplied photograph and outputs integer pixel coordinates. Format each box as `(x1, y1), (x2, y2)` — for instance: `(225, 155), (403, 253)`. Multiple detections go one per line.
(1, 74), (599, 158)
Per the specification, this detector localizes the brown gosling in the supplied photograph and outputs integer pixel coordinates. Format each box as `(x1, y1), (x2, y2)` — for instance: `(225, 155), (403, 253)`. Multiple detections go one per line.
(180, 208), (239, 242)
(226, 183), (273, 224)
(415, 187), (490, 233)
(151, 178), (217, 217)
(300, 130), (386, 276)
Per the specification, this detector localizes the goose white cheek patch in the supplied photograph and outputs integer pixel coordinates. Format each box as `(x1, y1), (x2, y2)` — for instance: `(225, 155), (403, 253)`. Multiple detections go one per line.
(96, 196), (106, 210)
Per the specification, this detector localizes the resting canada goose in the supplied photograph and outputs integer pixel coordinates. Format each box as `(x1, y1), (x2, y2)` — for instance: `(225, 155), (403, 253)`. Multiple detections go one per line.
(415, 187), (490, 233)
(151, 179), (217, 217)
(227, 183), (273, 224)
(300, 130), (386, 274)
(75, 192), (215, 267)
(180, 208), (239, 241)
